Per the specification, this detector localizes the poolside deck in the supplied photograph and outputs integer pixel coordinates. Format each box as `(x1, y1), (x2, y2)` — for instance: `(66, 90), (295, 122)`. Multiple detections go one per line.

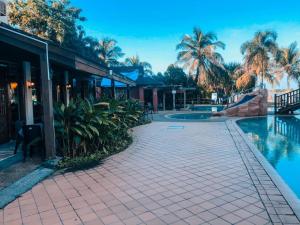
(0, 121), (299, 225)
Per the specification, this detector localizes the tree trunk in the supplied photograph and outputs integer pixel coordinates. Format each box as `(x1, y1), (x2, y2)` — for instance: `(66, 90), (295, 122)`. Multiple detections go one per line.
(195, 66), (200, 84)
(261, 60), (264, 88)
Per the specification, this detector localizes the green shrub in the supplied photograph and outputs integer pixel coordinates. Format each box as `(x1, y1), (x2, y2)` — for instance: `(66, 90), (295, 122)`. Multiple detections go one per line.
(54, 98), (147, 169)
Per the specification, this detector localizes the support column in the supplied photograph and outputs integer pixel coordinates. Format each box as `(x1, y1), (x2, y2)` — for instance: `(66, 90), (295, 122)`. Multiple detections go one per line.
(163, 92), (166, 111)
(111, 79), (116, 99)
(81, 80), (89, 99)
(139, 87), (144, 103)
(63, 71), (70, 106)
(172, 90), (176, 110)
(126, 84), (130, 100)
(153, 88), (158, 112)
(23, 61), (34, 125)
(40, 53), (56, 159)
(92, 79), (97, 99)
(183, 90), (186, 109)
(274, 94), (277, 114)
(95, 79), (102, 100)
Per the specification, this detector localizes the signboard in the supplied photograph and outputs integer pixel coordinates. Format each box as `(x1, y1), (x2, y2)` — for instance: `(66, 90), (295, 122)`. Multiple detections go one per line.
(211, 93), (218, 101)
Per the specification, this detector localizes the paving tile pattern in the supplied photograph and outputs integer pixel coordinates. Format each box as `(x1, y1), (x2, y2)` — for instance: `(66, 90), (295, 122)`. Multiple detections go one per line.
(226, 120), (300, 225)
(0, 122), (299, 225)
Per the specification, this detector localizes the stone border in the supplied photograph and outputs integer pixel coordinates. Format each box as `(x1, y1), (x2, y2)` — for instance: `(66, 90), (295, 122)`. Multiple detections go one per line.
(152, 111), (228, 122)
(0, 162), (55, 208)
(0, 152), (22, 170)
(230, 118), (300, 221)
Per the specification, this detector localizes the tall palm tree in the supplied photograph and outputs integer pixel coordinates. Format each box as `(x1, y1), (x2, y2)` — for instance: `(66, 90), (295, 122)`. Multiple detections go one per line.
(125, 55), (153, 75)
(97, 38), (124, 66)
(223, 62), (241, 93)
(176, 27), (225, 87)
(276, 42), (300, 88)
(225, 62), (241, 80)
(241, 31), (279, 86)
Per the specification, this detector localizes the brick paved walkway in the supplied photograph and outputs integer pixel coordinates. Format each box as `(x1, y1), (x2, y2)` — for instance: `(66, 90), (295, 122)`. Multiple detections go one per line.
(0, 122), (299, 225)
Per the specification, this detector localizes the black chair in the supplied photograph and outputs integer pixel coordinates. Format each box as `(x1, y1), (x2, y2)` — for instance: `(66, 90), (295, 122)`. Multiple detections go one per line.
(14, 120), (25, 155)
(144, 104), (154, 120)
(22, 124), (44, 161)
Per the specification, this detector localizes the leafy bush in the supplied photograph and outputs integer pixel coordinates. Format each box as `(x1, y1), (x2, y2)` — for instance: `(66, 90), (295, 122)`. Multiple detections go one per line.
(54, 98), (148, 169)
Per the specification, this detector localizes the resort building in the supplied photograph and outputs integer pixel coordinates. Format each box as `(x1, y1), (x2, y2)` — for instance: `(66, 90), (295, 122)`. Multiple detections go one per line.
(0, 21), (135, 159)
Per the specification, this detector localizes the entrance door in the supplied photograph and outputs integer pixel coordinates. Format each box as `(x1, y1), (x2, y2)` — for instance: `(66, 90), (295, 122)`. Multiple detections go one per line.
(0, 67), (9, 144)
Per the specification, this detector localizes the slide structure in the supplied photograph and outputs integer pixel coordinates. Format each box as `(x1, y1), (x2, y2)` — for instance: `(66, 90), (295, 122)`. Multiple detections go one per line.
(214, 89), (268, 117)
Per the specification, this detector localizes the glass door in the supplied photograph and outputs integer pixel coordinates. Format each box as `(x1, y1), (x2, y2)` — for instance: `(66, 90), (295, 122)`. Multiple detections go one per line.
(0, 66), (9, 143)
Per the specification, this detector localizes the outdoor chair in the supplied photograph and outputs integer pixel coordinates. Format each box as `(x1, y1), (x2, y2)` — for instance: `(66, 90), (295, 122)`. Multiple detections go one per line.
(144, 104), (154, 120)
(22, 124), (44, 161)
(14, 120), (25, 155)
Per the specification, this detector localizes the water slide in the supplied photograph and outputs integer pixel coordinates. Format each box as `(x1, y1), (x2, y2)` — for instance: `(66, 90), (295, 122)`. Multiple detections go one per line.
(214, 89), (268, 117)
(226, 94), (257, 109)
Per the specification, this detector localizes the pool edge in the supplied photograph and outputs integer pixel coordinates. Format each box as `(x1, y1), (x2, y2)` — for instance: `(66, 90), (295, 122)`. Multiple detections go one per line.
(232, 118), (300, 221)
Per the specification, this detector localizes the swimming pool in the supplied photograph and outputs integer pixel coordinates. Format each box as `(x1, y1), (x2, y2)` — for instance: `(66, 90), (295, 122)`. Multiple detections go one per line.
(190, 105), (224, 112)
(168, 113), (212, 120)
(237, 116), (300, 198)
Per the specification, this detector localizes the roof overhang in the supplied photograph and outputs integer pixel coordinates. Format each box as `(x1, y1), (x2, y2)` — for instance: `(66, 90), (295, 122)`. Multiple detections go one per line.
(0, 23), (136, 86)
(110, 72), (136, 86)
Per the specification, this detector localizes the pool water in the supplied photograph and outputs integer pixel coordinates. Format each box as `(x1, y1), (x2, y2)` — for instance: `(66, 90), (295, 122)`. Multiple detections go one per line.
(190, 105), (224, 112)
(237, 116), (300, 198)
(168, 113), (212, 120)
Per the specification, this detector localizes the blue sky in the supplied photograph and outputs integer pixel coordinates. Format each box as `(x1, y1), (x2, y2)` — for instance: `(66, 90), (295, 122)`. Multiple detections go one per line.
(72, 0), (300, 78)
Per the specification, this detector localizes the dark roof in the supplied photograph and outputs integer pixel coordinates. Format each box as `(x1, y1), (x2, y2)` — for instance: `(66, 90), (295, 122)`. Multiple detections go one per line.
(0, 22), (106, 67)
(0, 22), (136, 85)
(136, 76), (164, 86)
(112, 66), (144, 75)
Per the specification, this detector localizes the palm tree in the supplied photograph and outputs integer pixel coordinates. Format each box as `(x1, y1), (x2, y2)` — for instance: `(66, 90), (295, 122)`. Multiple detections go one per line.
(97, 38), (124, 66)
(241, 31), (279, 86)
(125, 55), (153, 75)
(276, 42), (300, 88)
(225, 62), (241, 79)
(176, 27), (225, 87)
(223, 62), (241, 94)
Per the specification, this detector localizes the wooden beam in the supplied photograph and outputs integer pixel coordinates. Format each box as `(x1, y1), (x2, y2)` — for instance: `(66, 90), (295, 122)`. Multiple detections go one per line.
(40, 52), (56, 159)
(110, 73), (136, 86)
(163, 92), (166, 111)
(23, 61), (34, 125)
(0, 26), (136, 86)
(111, 80), (116, 99)
(126, 84), (130, 100)
(63, 71), (70, 106)
(75, 56), (107, 76)
(0, 29), (44, 55)
(183, 90), (186, 109)
(139, 87), (144, 103)
(153, 88), (158, 112)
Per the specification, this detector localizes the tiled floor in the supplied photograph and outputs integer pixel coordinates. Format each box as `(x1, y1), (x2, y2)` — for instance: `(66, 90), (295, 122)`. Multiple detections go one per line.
(0, 157), (42, 190)
(0, 141), (15, 161)
(0, 122), (299, 225)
